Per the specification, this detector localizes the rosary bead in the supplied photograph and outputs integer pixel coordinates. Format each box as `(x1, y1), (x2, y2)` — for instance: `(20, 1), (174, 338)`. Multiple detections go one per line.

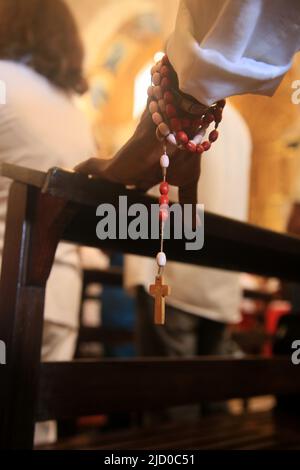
(209, 129), (219, 142)
(163, 91), (174, 104)
(153, 86), (162, 100)
(152, 112), (163, 125)
(166, 133), (177, 146)
(162, 55), (169, 65)
(202, 140), (211, 151)
(156, 127), (165, 142)
(160, 181), (169, 195)
(159, 194), (169, 205)
(158, 99), (165, 112)
(176, 131), (188, 144)
(196, 144), (204, 154)
(186, 141), (197, 153)
(149, 100), (158, 114)
(160, 65), (170, 77)
(203, 113), (214, 124)
(156, 251), (167, 267)
(151, 64), (158, 75)
(170, 118), (182, 132)
(160, 154), (170, 168)
(158, 122), (170, 136)
(147, 86), (154, 97)
(165, 104), (177, 118)
(159, 208), (169, 222)
(161, 77), (172, 91)
(152, 72), (161, 86)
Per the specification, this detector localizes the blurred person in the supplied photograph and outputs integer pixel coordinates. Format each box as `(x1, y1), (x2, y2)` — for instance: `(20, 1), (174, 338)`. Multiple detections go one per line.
(0, 0), (95, 443)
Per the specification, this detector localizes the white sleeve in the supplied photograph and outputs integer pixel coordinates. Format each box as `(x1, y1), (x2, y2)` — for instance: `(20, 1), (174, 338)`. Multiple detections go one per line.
(167, 0), (300, 105)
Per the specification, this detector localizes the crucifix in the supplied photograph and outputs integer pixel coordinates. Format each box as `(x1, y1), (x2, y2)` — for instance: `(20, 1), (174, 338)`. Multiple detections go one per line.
(149, 275), (171, 325)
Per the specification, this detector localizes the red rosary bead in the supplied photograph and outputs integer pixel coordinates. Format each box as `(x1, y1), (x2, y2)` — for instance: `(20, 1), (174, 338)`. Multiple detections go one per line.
(176, 131), (188, 144)
(203, 113), (214, 124)
(159, 195), (169, 205)
(170, 118), (182, 132)
(163, 91), (174, 104)
(209, 129), (219, 142)
(165, 104), (177, 118)
(160, 65), (170, 77)
(186, 141), (197, 153)
(160, 181), (169, 195)
(161, 77), (172, 91)
(162, 55), (169, 65)
(196, 144), (204, 154)
(202, 141), (211, 151)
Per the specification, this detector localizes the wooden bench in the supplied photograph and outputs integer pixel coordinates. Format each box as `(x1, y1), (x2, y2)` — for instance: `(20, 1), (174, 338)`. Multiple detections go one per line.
(1, 163), (300, 449)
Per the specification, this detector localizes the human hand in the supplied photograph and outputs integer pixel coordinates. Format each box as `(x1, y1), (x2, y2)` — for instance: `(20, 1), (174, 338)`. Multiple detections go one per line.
(75, 107), (201, 206)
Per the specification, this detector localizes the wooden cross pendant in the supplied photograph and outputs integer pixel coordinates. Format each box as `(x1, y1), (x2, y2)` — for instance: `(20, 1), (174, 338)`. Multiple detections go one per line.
(149, 275), (171, 325)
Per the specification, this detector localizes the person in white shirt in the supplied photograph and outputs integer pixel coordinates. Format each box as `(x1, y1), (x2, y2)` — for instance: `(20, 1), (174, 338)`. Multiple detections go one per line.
(0, 0), (95, 443)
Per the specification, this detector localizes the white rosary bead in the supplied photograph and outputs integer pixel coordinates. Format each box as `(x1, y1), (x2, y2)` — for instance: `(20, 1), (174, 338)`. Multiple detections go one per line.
(153, 86), (162, 100)
(151, 64), (159, 75)
(160, 154), (169, 168)
(149, 101), (158, 114)
(158, 122), (170, 136)
(152, 112), (163, 125)
(147, 86), (154, 97)
(166, 133), (177, 146)
(156, 127), (165, 142)
(190, 130), (205, 145)
(158, 99), (165, 112)
(156, 252), (167, 267)
(152, 72), (161, 86)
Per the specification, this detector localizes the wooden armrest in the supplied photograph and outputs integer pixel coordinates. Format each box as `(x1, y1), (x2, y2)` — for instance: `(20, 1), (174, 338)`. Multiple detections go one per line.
(37, 356), (300, 421)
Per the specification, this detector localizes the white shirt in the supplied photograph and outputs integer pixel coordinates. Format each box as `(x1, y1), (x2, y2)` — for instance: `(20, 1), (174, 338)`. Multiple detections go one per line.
(167, 0), (300, 105)
(0, 60), (96, 328)
(125, 104), (251, 324)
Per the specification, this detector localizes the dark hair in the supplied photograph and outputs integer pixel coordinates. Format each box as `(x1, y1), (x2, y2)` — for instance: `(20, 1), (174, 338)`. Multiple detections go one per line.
(0, 0), (87, 94)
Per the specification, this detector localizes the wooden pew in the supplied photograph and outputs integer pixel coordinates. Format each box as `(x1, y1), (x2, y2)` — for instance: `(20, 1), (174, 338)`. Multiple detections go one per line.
(1, 163), (300, 449)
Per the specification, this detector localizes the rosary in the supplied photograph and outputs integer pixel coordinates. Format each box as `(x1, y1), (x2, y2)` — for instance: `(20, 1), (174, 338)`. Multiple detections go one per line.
(148, 54), (226, 325)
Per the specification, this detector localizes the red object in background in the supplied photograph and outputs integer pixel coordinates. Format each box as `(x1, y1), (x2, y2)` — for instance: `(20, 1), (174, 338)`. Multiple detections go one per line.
(264, 301), (291, 356)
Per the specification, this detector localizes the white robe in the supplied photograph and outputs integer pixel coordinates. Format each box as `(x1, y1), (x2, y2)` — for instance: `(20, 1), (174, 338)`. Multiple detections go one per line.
(167, 0), (300, 105)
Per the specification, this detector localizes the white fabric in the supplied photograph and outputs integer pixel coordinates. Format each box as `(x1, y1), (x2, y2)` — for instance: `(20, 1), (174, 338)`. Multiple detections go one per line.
(167, 0), (300, 105)
(0, 60), (96, 328)
(125, 104), (251, 324)
(35, 320), (78, 446)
